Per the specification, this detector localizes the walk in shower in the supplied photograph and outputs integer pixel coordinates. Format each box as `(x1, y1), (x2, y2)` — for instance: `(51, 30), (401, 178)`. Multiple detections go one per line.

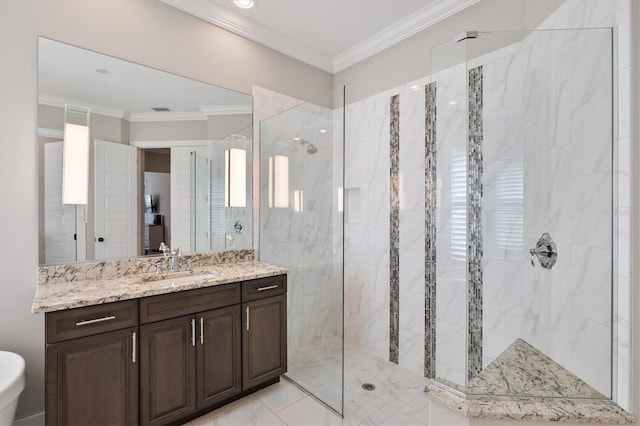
(430, 28), (613, 399)
(259, 90), (345, 414)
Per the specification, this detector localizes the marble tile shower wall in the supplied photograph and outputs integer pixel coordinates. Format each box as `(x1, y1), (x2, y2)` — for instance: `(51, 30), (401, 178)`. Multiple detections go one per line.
(343, 0), (631, 404)
(255, 87), (343, 357)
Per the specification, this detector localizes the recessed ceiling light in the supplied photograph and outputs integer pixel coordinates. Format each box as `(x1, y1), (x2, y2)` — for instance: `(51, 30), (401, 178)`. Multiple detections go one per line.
(319, 129), (327, 133)
(449, 101), (457, 105)
(234, 0), (255, 9)
(293, 137), (301, 141)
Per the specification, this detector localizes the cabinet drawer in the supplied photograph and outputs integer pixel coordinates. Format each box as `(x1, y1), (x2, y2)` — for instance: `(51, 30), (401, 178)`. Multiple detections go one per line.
(140, 283), (241, 324)
(242, 275), (287, 302)
(46, 300), (138, 344)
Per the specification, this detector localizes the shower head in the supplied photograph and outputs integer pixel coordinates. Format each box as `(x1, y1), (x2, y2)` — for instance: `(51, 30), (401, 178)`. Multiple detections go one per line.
(299, 139), (318, 154)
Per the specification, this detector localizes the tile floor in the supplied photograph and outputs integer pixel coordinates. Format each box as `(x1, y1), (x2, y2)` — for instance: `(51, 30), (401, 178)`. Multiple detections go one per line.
(184, 348), (473, 426)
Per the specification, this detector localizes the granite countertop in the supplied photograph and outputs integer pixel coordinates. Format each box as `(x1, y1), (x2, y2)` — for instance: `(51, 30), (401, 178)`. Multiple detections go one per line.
(32, 256), (287, 314)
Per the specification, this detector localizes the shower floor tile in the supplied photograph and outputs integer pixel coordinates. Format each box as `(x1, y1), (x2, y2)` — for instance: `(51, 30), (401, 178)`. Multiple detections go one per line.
(185, 346), (562, 425)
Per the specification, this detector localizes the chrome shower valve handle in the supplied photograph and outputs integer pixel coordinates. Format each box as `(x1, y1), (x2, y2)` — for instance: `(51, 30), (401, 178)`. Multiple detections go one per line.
(529, 232), (558, 269)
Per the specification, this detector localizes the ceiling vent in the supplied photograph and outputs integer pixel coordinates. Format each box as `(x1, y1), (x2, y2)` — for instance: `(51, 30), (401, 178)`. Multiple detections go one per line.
(151, 107), (172, 112)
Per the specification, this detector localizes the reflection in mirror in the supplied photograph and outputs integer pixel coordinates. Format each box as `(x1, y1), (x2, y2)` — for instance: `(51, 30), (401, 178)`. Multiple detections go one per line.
(38, 37), (253, 265)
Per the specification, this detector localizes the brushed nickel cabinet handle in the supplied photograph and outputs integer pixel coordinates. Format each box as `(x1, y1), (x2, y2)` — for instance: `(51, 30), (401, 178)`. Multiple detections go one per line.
(246, 307), (250, 331)
(132, 332), (136, 363)
(191, 319), (196, 346)
(258, 285), (278, 291)
(199, 317), (204, 345)
(75, 315), (116, 326)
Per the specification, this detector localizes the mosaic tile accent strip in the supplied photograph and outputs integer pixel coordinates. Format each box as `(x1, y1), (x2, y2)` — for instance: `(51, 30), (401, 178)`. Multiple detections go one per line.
(424, 83), (437, 379)
(389, 94), (400, 364)
(467, 65), (484, 381)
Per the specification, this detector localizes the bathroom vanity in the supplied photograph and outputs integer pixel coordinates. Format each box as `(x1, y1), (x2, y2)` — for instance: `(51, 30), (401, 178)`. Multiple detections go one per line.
(33, 252), (287, 425)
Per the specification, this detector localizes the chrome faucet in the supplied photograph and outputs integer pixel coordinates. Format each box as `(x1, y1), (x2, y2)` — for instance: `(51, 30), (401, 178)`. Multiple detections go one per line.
(158, 242), (182, 272)
(170, 247), (182, 272)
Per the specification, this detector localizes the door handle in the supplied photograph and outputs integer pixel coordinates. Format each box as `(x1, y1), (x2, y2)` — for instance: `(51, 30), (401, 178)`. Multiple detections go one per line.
(191, 319), (196, 346)
(246, 307), (250, 331)
(97, 237), (105, 242)
(132, 331), (136, 363)
(199, 317), (204, 345)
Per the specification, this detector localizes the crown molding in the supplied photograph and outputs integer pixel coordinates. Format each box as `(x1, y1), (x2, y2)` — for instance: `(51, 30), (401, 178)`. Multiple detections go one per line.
(199, 104), (252, 116)
(39, 95), (127, 119)
(40, 95), (251, 123)
(130, 139), (211, 149)
(128, 111), (207, 122)
(38, 127), (64, 139)
(157, 0), (333, 73)
(159, 0), (479, 75)
(333, 0), (480, 73)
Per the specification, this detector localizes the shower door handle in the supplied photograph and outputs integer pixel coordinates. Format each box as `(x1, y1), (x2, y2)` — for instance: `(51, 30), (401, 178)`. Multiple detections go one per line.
(529, 232), (558, 269)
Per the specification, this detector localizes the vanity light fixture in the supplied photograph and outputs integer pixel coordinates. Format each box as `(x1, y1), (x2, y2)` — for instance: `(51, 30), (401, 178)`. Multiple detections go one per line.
(62, 105), (90, 205)
(410, 84), (421, 91)
(319, 129), (328, 133)
(225, 148), (247, 208)
(233, 0), (255, 9)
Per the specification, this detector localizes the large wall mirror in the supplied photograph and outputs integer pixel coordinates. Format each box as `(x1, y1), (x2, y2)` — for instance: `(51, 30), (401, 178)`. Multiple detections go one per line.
(38, 37), (253, 265)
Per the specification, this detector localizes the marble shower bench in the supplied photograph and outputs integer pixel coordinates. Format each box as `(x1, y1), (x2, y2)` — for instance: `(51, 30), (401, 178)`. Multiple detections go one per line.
(425, 339), (634, 424)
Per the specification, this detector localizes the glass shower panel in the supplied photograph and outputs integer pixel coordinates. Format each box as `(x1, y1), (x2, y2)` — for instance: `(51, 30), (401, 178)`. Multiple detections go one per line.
(431, 37), (469, 392)
(431, 28), (613, 400)
(472, 28), (613, 399)
(259, 89), (344, 414)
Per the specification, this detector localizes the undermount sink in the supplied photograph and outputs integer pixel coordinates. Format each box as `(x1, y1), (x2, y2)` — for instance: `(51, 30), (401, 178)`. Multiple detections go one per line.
(140, 270), (218, 284)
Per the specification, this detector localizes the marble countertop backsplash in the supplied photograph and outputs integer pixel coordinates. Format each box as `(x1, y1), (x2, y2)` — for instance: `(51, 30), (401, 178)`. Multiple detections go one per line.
(33, 250), (288, 313)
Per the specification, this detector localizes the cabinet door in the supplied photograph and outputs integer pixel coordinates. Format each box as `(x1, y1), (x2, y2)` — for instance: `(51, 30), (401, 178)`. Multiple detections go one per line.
(46, 327), (138, 426)
(140, 315), (196, 425)
(242, 295), (287, 390)
(197, 305), (242, 408)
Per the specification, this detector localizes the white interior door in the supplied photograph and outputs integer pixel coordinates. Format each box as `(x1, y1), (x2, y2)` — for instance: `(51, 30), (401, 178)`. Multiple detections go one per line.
(94, 139), (138, 260)
(44, 141), (79, 264)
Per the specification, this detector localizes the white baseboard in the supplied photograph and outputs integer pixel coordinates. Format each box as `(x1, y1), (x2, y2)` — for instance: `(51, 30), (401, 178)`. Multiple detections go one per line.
(13, 411), (44, 426)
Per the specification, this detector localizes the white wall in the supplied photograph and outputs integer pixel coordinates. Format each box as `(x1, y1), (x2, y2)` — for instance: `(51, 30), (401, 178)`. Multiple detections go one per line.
(0, 0), (331, 420)
(334, 0), (566, 105)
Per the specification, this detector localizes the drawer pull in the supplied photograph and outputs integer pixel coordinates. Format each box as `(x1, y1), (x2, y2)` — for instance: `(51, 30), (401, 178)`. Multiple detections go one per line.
(258, 285), (278, 292)
(75, 315), (116, 326)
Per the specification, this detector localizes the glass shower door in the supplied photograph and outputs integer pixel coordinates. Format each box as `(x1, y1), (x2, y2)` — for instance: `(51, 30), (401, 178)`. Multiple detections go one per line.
(432, 28), (613, 399)
(259, 89), (345, 414)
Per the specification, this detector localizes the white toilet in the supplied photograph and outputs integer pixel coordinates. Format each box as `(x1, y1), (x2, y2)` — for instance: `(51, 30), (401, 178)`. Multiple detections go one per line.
(0, 351), (25, 426)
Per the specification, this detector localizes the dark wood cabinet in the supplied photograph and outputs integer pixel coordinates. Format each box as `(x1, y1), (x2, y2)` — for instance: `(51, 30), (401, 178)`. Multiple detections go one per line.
(139, 306), (243, 424)
(242, 294), (287, 390)
(46, 327), (138, 426)
(45, 274), (286, 426)
(197, 305), (242, 408)
(139, 315), (196, 425)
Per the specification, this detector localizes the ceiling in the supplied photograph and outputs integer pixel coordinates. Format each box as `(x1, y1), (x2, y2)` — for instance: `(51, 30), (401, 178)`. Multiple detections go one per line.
(158, 0), (480, 74)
